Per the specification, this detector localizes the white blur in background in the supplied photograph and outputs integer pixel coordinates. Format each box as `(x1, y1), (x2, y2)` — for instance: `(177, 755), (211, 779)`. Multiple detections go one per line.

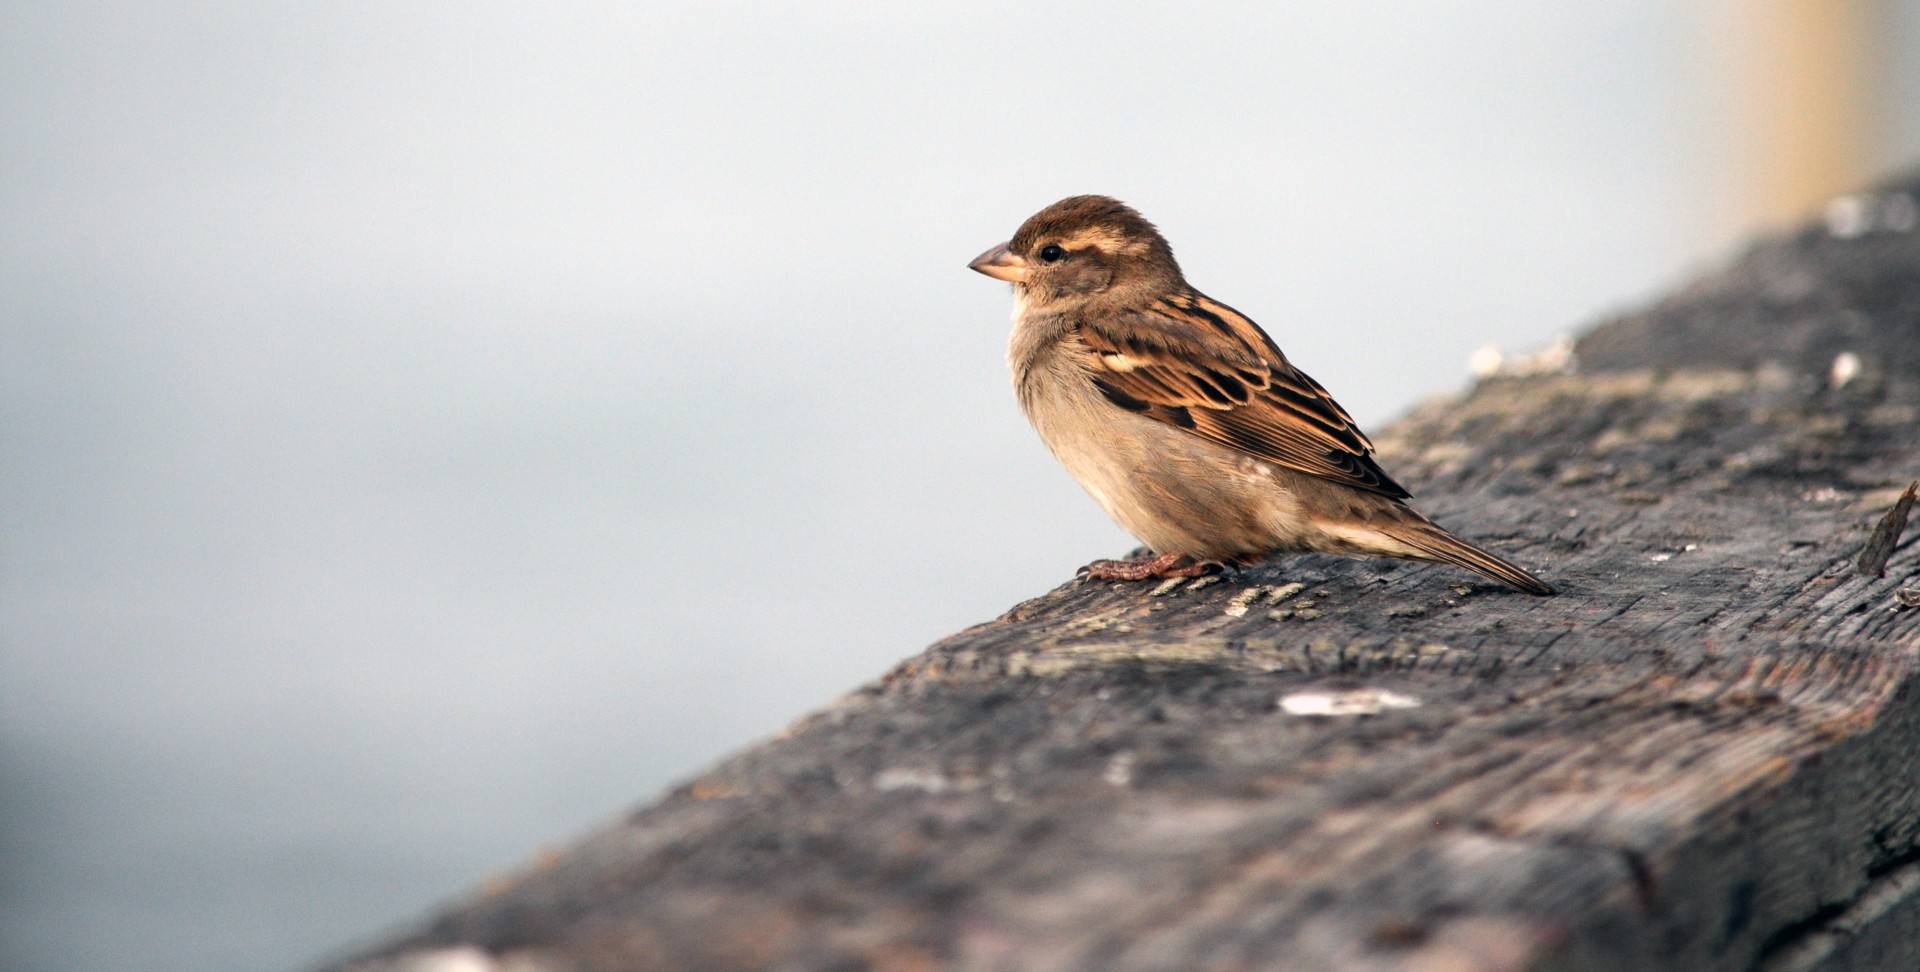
(3, 3), (1918, 971)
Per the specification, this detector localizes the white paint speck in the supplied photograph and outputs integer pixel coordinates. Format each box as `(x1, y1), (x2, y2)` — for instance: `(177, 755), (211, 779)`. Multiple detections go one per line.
(1471, 337), (1574, 379)
(1826, 195), (1869, 237)
(875, 767), (950, 794)
(1280, 688), (1420, 717)
(1831, 352), (1862, 389)
(1509, 334), (1576, 376)
(1469, 344), (1504, 378)
(1104, 751), (1135, 787)
(384, 948), (499, 972)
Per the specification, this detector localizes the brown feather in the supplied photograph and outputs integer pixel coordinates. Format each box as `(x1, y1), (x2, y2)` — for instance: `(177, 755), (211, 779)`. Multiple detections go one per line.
(1381, 517), (1557, 596)
(1077, 290), (1411, 499)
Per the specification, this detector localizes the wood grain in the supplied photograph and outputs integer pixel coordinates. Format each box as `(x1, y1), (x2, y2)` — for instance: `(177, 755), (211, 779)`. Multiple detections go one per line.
(322, 174), (1920, 972)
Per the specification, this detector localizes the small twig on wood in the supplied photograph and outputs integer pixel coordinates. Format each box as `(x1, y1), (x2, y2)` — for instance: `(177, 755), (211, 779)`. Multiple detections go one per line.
(1857, 481), (1919, 578)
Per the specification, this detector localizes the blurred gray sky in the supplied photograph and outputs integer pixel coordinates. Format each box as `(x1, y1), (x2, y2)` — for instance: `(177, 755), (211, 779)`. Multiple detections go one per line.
(3, 3), (1917, 971)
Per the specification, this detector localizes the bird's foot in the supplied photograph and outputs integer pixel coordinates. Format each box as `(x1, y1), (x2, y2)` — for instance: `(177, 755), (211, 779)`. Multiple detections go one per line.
(1078, 551), (1225, 581)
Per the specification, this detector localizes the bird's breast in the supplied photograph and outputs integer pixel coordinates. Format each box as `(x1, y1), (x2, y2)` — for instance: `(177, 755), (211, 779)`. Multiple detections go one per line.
(1004, 314), (1321, 559)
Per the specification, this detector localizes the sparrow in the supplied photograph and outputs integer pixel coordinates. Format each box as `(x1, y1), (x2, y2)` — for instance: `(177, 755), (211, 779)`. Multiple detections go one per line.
(968, 194), (1553, 595)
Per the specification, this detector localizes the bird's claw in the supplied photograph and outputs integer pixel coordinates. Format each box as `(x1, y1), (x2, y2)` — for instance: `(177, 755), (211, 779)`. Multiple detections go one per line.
(1078, 551), (1225, 581)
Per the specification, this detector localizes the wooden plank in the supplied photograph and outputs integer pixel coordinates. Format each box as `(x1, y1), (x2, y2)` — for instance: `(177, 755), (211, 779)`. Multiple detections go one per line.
(321, 173), (1920, 972)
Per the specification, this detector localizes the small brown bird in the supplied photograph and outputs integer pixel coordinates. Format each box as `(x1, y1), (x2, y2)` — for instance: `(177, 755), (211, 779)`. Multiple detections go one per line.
(968, 195), (1553, 595)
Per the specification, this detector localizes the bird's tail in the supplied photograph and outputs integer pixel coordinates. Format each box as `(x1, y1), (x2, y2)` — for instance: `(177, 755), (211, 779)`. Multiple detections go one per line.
(1383, 517), (1555, 596)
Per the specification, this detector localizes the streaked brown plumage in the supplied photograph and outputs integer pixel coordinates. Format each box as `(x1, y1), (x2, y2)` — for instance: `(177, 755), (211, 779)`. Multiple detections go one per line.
(968, 194), (1553, 595)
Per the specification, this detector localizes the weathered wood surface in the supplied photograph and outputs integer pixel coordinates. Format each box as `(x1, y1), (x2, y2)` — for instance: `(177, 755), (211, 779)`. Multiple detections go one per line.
(326, 176), (1920, 972)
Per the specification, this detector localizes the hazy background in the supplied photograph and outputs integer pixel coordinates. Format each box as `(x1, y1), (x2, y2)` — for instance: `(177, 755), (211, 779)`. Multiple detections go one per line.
(4, 3), (1918, 970)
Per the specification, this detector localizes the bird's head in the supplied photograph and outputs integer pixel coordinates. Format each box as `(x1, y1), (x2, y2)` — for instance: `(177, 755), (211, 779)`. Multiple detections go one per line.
(968, 195), (1184, 311)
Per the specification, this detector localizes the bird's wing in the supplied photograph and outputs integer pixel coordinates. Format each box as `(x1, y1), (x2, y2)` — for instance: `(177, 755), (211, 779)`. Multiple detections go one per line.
(1076, 291), (1411, 499)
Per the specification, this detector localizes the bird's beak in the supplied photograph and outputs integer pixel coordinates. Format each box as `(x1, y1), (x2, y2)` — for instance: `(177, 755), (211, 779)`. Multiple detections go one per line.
(968, 242), (1030, 283)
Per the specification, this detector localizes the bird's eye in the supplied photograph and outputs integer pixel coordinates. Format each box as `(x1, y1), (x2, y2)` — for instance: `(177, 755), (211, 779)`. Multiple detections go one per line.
(1038, 244), (1067, 263)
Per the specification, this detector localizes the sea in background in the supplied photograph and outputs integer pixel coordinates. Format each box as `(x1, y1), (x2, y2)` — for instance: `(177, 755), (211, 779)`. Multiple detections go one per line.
(5, 4), (1920, 970)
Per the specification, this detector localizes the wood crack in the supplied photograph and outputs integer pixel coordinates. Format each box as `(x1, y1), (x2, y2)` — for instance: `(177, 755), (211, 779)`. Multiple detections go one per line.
(1754, 849), (1920, 972)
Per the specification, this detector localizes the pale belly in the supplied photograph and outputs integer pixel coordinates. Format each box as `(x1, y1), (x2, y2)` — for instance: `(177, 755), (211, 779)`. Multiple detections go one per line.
(1016, 353), (1316, 561)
